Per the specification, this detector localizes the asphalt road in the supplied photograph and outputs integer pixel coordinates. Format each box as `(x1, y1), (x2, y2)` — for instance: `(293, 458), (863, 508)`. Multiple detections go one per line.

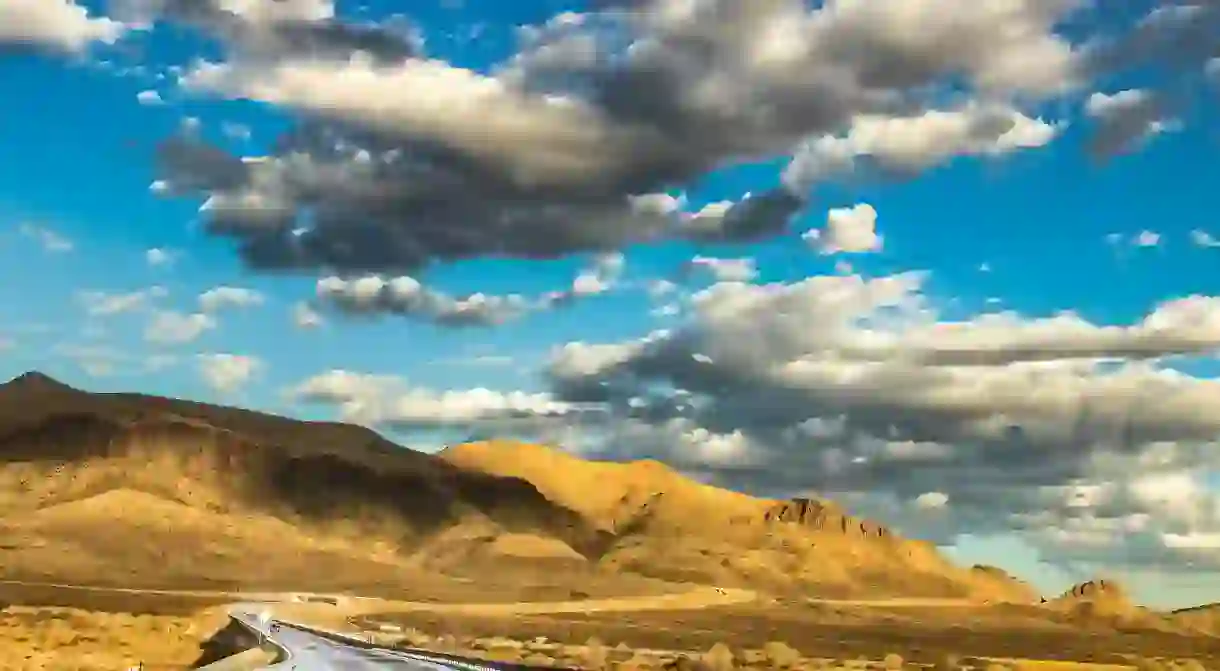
(228, 605), (513, 671)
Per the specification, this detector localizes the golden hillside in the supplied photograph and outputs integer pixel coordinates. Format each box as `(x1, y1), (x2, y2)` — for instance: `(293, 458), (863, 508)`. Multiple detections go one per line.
(0, 372), (1034, 600)
(1043, 578), (1186, 632)
(1170, 602), (1220, 635)
(440, 440), (1038, 601)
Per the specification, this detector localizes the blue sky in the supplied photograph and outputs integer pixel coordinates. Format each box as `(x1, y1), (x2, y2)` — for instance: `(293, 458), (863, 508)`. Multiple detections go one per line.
(3, 0), (1220, 608)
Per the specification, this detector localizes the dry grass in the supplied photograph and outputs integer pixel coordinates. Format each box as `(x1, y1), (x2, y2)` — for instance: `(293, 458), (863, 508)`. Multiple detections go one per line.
(372, 630), (1177, 671)
(368, 604), (1220, 667)
(0, 583), (239, 670)
(0, 605), (222, 671)
(3, 589), (1215, 671)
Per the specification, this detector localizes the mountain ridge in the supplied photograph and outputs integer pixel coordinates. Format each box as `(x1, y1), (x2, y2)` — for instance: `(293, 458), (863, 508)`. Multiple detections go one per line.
(0, 371), (1035, 601)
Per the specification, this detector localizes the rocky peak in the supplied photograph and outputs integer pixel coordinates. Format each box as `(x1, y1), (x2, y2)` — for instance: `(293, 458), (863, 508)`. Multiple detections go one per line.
(763, 497), (892, 539)
(1065, 578), (1127, 601)
(2, 371), (74, 392)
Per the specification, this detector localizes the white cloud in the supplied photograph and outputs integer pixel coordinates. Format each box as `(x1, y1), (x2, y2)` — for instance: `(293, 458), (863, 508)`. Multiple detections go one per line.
(805, 203), (883, 254)
(198, 353), (263, 393)
(1108, 231), (1163, 249)
(181, 57), (640, 191)
(568, 252), (625, 298)
(291, 369), (399, 406)
(18, 223), (73, 253)
(317, 275), (531, 327)
(1134, 230), (1161, 248)
(785, 104), (1061, 191)
(77, 286), (167, 317)
(145, 311), (215, 344)
(207, 0), (334, 25)
(57, 344), (123, 377)
(136, 89), (163, 105)
(292, 301), (323, 329)
(1191, 230), (1220, 248)
(571, 272), (612, 297)
(648, 279), (678, 300)
(315, 260), (624, 326)
(291, 369), (591, 429)
(53, 343), (180, 378)
(686, 256), (758, 283)
(0, 0), (125, 52)
(145, 247), (176, 267)
(915, 492), (950, 510)
(199, 286), (265, 312)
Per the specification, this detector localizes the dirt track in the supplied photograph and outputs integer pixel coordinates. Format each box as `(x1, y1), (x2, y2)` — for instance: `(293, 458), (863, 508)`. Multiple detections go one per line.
(351, 586), (760, 615)
(0, 579), (1007, 618)
(0, 579), (759, 618)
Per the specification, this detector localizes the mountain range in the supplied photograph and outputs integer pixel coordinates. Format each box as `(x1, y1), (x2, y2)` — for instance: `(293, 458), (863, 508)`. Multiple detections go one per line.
(0, 371), (1038, 601)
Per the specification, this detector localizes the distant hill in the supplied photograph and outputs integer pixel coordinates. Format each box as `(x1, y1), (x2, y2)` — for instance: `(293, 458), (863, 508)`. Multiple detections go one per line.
(1045, 578), (1185, 632)
(0, 372), (1035, 600)
(1169, 602), (1220, 634)
(439, 440), (1037, 601)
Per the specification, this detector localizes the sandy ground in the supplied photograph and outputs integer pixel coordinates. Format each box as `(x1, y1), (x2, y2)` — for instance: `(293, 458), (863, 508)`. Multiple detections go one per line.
(356, 601), (1220, 667)
(0, 579), (755, 670)
(2, 580), (1217, 671)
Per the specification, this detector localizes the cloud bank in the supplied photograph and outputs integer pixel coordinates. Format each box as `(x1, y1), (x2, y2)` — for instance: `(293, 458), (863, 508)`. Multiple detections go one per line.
(148, 0), (1217, 279)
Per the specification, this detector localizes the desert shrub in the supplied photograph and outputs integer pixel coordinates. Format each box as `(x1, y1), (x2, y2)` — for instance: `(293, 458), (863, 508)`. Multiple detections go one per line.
(610, 642), (635, 663)
(583, 636), (609, 670)
(762, 641), (801, 669)
(704, 642), (736, 671)
(883, 653), (904, 670)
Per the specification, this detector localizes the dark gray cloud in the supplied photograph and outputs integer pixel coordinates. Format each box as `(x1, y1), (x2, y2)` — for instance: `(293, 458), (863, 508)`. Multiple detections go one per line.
(1084, 88), (1175, 158)
(155, 0), (1193, 277)
(1082, 2), (1220, 78)
(116, 0), (421, 63)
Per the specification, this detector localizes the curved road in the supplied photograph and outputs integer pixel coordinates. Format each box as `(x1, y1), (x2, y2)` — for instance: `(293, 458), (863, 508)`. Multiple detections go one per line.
(209, 586), (764, 670)
(220, 594), (1005, 671)
(227, 605), (508, 671)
